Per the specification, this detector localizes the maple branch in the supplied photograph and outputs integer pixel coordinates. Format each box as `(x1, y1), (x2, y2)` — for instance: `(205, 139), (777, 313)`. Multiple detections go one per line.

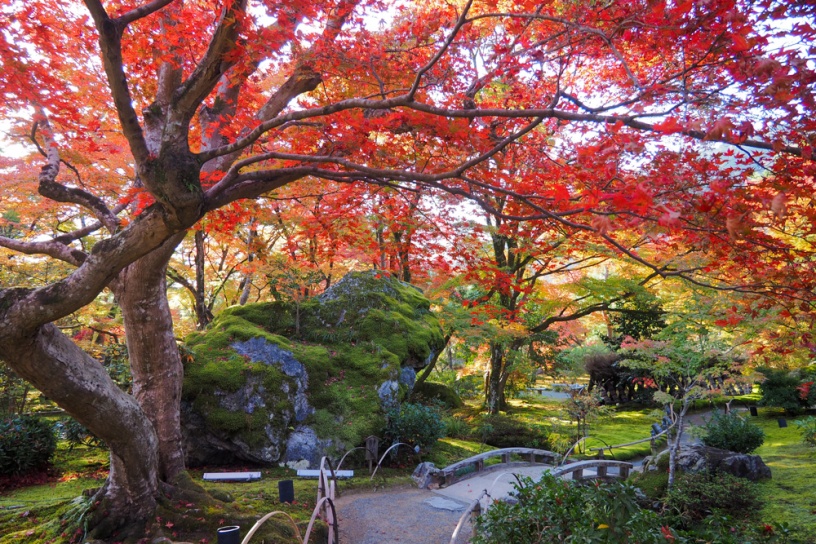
(407, 0), (473, 101)
(0, 237), (86, 267)
(83, 0), (150, 166)
(203, 169), (315, 210)
(115, 0), (177, 26)
(30, 112), (120, 234)
(174, 0), (247, 122)
(29, 124), (83, 186)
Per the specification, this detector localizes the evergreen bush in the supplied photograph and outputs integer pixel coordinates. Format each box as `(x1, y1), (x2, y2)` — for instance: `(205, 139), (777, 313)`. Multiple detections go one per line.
(700, 412), (764, 453)
(0, 415), (57, 476)
(383, 403), (446, 451)
(757, 367), (806, 415)
(473, 473), (672, 543)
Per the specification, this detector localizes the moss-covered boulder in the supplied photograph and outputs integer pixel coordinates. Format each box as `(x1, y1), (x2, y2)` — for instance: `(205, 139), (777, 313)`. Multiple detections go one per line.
(182, 271), (445, 468)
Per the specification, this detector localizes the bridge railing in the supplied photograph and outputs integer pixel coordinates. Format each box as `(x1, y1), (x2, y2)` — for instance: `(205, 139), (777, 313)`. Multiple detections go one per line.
(435, 447), (559, 488)
(550, 459), (633, 481)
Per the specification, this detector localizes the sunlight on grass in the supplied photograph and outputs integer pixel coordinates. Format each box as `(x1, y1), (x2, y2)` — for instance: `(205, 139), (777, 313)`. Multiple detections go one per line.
(749, 409), (816, 540)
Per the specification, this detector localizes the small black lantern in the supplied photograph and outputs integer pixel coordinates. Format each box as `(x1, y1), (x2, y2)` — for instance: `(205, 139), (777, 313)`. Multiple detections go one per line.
(749, 406), (758, 416)
(778, 418), (788, 428)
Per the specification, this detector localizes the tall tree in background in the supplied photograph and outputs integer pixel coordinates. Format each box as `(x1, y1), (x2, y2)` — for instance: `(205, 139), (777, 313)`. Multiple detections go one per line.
(0, 0), (814, 536)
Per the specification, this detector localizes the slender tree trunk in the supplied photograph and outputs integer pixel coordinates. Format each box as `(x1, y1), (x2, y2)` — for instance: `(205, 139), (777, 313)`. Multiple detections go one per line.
(413, 334), (451, 389)
(486, 342), (506, 414)
(1, 324), (160, 531)
(116, 233), (187, 481)
(192, 229), (213, 329)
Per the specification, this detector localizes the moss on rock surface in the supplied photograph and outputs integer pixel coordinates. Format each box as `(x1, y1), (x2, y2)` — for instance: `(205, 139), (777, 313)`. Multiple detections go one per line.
(182, 271), (445, 467)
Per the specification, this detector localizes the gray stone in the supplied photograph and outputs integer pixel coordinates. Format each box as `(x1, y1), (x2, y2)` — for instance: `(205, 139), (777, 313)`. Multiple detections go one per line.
(425, 497), (465, 511)
(655, 444), (772, 481)
(412, 461), (441, 489)
(283, 425), (338, 468)
(232, 338), (313, 422)
(378, 380), (400, 409)
(400, 367), (417, 389)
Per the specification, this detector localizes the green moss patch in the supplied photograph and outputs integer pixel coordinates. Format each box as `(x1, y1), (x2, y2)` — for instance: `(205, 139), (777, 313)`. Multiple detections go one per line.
(183, 271), (445, 463)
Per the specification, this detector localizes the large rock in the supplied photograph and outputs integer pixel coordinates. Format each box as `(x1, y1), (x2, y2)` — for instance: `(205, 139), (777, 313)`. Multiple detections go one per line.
(653, 444), (771, 481)
(182, 271), (445, 468)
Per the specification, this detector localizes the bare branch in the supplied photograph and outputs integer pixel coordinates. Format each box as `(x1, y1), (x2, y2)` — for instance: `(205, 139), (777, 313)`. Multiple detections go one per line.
(0, 236), (86, 267)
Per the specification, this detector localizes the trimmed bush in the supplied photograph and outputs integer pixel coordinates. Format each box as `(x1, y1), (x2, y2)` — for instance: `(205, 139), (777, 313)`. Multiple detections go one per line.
(665, 471), (760, 528)
(758, 367), (805, 415)
(0, 415), (57, 476)
(700, 412), (764, 453)
(384, 403), (446, 451)
(411, 380), (463, 408)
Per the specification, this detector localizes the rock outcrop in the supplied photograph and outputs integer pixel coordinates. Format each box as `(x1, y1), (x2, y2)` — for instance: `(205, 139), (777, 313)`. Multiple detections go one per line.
(649, 444), (772, 481)
(181, 271), (445, 468)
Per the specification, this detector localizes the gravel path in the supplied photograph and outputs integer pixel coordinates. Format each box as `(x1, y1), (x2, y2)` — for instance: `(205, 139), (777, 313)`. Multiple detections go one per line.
(334, 488), (474, 544)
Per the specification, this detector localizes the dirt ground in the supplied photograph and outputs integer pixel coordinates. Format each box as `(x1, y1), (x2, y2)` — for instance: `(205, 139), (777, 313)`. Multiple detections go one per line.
(334, 487), (474, 544)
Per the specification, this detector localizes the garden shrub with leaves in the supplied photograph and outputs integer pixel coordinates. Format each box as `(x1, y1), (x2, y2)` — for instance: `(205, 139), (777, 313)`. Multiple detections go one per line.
(384, 403), (446, 451)
(473, 473), (674, 543)
(758, 367), (808, 415)
(664, 471), (760, 529)
(0, 415), (57, 476)
(59, 417), (104, 449)
(700, 412), (764, 453)
(793, 416), (816, 447)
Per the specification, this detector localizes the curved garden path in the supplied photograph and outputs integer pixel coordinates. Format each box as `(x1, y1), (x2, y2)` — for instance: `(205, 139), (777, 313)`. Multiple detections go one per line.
(333, 408), (726, 543)
(334, 487), (473, 544)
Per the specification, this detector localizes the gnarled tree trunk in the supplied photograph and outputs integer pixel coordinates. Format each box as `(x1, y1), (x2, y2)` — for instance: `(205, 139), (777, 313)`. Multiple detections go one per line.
(1, 324), (160, 530)
(116, 232), (187, 481)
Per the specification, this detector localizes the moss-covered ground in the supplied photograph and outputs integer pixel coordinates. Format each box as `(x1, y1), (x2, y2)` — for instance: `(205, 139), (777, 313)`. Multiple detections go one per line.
(0, 441), (412, 544)
(750, 407), (816, 541)
(3, 392), (815, 542)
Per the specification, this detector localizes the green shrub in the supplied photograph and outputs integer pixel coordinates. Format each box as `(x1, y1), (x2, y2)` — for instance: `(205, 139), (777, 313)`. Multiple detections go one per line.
(794, 416), (816, 447)
(665, 472), (760, 529)
(442, 416), (471, 439)
(478, 414), (548, 449)
(473, 473), (672, 543)
(411, 380), (463, 408)
(384, 403), (446, 451)
(700, 412), (764, 453)
(758, 367), (806, 415)
(0, 415), (57, 476)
